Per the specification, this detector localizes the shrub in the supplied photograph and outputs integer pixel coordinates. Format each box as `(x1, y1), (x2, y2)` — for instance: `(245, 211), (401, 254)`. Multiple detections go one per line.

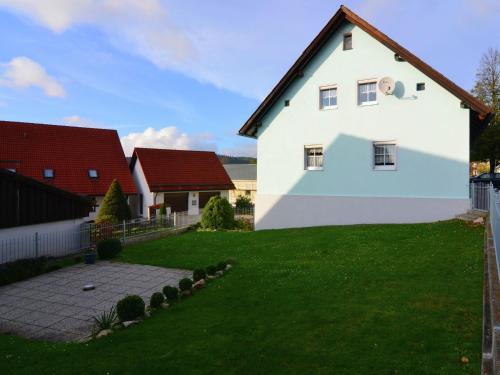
(193, 268), (207, 282)
(234, 218), (253, 231)
(216, 261), (228, 272)
(149, 292), (164, 309)
(0, 258), (47, 286)
(116, 295), (145, 321)
(200, 196), (234, 230)
(179, 278), (193, 292)
(92, 306), (118, 332)
(206, 265), (217, 276)
(162, 286), (179, 303)
(96, 179), (131, 223)
(97, 238), (122, 259)
(235, 195), (253, 209)
(159, 203), (167, 216)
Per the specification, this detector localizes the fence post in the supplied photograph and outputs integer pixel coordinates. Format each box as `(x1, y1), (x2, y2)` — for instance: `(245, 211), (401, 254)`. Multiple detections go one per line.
(34, 232), (39, 258)
(122, 220), (126, 243)
(173, 212), (177, 227)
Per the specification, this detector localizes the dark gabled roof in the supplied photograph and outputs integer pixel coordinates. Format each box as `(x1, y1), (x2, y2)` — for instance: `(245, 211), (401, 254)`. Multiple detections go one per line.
(131, 148), (235, 192)
(223, 164), (257, 181)
(239, 5), (492, 137)
(0, 120), (137, 196)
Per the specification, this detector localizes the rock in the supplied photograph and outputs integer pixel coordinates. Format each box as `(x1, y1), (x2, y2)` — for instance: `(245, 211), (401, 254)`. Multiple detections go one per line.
(144, 310), (151, 318)
(96, 329), (112, 338)
(180, 290), (191, 297)
(460, 356), (469, 364)
(226, 264), (232, 271)
(473, 217), (484, 224)
(122, 320), (139, 328)
(161, 302), (170, 309)
(216, 270), (224, 276)
(207, 275), (217, 280)
(193, 279), (206, 289)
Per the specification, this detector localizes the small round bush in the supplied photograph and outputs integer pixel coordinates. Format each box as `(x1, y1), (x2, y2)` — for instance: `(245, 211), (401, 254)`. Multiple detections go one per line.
(193, 268), (207, 282)
(200, 196), (234, 230)
(149, 292), (164, 309)
(206, 265), (217, 276)
(97, 238), (122, 260)
(116, 295), (145, 321)
(162, 286), (179, 302)
(216, 261), (227, 272)
(226, 257), (237, 265)
(179, 278), (193, 292)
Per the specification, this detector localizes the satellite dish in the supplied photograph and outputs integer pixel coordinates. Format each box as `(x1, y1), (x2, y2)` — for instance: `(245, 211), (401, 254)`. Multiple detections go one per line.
(378, 77), (395, 95)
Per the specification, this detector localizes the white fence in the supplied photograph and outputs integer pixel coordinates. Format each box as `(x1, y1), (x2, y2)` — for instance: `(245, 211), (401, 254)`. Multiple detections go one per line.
(490, 185), (500, 269)
(0, 212), (200, 264)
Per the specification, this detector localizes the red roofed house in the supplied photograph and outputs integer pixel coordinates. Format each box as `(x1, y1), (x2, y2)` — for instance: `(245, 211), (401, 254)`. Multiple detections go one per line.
(130, 148), (234, 217)
(0, 121), (136, 219)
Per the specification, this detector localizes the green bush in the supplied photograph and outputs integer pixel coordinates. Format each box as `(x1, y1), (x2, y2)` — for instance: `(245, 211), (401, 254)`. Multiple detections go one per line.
(0, 258), (47, 286)
(149, 292), (164, 309)
(200, 196), (234, 230)
(116, 295), (145, 321)
(193, 268), (207, 282)
(97, 238), (122, 259)
(216, 261), (227, 272)
(235, 195), (253, 209)
(162, 286), (179, 303)
(206, 265), (217, 276)
(234, 218), (253, 231)
(159, 203), (167, 216)
(96, 179), (131, 223)
(179, 278), (193, 292)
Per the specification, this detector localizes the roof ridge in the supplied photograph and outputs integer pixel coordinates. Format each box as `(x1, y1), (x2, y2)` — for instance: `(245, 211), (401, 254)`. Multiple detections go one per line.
(0, 120), (116, 133)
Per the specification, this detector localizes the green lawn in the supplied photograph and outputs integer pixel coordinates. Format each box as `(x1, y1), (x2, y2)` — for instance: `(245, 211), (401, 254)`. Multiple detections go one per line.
(0, 220), (483, 374)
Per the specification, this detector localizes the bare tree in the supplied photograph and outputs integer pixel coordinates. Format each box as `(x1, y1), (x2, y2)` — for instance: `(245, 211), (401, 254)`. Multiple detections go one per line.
(471, 48), (500, 173)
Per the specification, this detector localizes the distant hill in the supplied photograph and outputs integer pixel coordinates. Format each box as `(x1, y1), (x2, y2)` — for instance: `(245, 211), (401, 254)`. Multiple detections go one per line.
(218, 155), (256, 164)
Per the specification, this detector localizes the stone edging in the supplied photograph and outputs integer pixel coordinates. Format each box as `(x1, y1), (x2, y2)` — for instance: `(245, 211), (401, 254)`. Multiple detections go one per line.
(483, 218), (497, 375)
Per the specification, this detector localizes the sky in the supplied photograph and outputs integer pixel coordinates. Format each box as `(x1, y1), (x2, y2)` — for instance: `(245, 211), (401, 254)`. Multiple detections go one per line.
(0, 0), (498, 157)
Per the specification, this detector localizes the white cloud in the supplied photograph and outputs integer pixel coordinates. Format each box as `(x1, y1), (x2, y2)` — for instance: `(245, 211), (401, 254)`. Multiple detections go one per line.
(0, 56), (66, 98)
(62, 115), (102, 128)
(120, 126), (217, 156)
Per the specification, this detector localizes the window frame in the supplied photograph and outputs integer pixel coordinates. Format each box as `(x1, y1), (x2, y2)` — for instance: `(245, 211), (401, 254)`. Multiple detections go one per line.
(88, 169), (99, 178)
(319, 85), (338, 110)
(304, 145), (324, 171)
(43, 168), (54, 179)
(357, 79), (378, 106)
(343, 32), (352, 50)
(372, 141), (397, 171)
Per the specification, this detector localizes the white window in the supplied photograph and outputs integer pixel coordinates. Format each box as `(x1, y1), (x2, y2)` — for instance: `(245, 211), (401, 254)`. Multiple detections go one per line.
(88, 169), (98, 178)
(358, 81), (377, 105)
(373, 142), (396, 170)
(343, 33), (352, 50)
(43, 168), (54, 178)
(304, 146), (324, 170)
(319, 87), (337, 109)
(6, 168), (16, 173)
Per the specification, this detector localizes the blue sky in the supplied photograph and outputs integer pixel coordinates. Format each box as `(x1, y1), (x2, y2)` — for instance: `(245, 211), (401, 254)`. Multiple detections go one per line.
(0, 0), (498, 156)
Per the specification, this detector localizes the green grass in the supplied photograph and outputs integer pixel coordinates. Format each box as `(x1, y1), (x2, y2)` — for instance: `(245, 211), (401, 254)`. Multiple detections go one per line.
(0, 220), (483, 374)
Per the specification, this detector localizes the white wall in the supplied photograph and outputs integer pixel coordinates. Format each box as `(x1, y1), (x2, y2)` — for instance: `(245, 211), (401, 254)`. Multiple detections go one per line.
(188, 191), (199, 215)
(0, 218), (88, 263)
(255, 21), (470, 229)
(131, 159), (155, 217)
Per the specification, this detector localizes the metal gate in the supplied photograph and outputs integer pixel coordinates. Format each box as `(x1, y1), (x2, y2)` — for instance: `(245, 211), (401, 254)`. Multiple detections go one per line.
(470, 181), (490, 211)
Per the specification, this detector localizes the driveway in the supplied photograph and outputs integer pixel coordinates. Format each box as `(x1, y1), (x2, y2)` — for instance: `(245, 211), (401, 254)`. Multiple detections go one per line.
(0, 261), (191, 341)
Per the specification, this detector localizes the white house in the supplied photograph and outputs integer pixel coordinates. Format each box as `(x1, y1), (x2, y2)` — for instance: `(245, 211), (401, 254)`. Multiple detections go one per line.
(239, 6), (492, 230)
(130, 148), (234, 218)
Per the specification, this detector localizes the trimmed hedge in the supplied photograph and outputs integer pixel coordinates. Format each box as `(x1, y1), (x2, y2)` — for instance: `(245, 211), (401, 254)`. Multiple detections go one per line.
(116, 295), (145, 321)
(162, 286), (179, 303)
(0, 257), (47, 286)
(206, 265), (217, 276)
(150, 292), (164, 309)
(97, 238), (122, 259)
(179, 278), (193, 292)
(193, 268), (207, 282)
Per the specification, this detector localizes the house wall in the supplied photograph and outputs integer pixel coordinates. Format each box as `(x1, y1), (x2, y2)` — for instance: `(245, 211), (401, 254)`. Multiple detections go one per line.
(228, 179), (257, 204)
(255, 22), (470, 230)
(131, 159), (154, 218)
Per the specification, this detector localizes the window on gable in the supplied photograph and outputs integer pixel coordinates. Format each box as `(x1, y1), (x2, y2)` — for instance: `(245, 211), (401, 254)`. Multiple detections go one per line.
(416, 82), (425, 91)
(373, 142), (396, 170)
(43, 168), (54, 179)
(319, 86), (337, 109)
(304, 145), (324, 170)
(343, 33), (352, 50)
(88, 169), (98, 178)
(6, 168), (16, 173)
(358, 81), (377, 105)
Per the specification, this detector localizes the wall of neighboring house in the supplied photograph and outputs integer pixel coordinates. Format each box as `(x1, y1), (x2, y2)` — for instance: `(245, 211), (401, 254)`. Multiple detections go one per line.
(228, 179), (257, 204)
(255, 22), (470, 230)
(131, 159), (154, 218)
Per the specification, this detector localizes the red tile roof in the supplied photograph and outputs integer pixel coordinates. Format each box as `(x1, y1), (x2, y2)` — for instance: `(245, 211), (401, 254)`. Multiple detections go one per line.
(132, 148), (235, 192)
(0, 121), (136, 196)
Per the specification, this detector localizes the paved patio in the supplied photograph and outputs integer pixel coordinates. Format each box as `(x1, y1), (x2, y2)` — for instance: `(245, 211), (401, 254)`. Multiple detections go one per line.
(0, 261), (191, 342)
